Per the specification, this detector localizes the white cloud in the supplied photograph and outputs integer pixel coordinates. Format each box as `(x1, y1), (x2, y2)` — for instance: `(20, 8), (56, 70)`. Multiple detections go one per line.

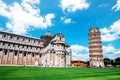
(112, 0), (120, 11)
(60, 16), (65, 21)
(0, 0), (11, 17)
(60, 17), (74, 24)
(70, 44), (120, 61)
(45, 14), (55, 26)
(100, 19), (120, 42)
(0, 0), (55, 35)
(60, 0), (89, 12)
(64, 18), (71, 24)
(98, 3), (109, 8)
(103, 44), (120, 59)
(70, 44), (89, 61)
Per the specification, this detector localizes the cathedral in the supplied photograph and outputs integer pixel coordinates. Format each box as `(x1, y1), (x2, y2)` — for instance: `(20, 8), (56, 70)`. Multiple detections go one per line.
(89, 27), (104, 67)
(0, 30), (71, 67)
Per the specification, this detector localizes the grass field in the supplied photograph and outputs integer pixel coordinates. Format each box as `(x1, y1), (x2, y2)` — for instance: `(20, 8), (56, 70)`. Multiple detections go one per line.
(0, 66), (120, 80)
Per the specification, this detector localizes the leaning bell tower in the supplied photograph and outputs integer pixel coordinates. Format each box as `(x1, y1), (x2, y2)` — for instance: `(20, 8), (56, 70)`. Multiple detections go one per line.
(89, 27), (104, 67)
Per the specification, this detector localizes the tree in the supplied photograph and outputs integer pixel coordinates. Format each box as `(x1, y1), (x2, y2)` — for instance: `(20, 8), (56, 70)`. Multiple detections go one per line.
(104, 58), (111, 66)
(115, 57), (120, 65)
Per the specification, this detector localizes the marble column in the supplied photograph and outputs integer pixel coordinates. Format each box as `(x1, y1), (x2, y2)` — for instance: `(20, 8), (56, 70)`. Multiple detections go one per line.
(0, 50), (3, 64)
(2, 50), (8, 64)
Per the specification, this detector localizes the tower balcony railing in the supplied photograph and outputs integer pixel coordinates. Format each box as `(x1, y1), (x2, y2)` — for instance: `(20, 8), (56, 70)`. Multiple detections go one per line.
(89, 41), (101, 44)
(89, 39), (101, 42)
(89, 46), (102, 48)
(89, 37), (101, 40)
(89, 50), (102, 53)
(89, 44), (101, 46)
(89, 54), (103, 57)
(89, 32), (100, 36)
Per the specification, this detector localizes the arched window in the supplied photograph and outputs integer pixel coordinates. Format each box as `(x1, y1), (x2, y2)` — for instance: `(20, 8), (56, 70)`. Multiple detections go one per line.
(24, 53), (26, 56)
(10, 36), (12, 39)
(32, 53), (34, 57)
(60, 37), (62, 41)
(3, 34), (6, 38)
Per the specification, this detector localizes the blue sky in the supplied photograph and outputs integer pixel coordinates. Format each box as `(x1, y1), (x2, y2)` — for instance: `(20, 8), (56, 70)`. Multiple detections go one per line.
(0, 0), (120, 61)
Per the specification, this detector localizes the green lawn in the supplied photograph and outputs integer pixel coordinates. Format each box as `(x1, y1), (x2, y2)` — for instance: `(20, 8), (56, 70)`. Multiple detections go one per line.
(0, 66), (120, 80)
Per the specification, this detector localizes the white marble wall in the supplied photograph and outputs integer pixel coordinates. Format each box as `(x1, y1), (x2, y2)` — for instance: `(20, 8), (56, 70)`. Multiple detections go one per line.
(0, 31), (70, 67)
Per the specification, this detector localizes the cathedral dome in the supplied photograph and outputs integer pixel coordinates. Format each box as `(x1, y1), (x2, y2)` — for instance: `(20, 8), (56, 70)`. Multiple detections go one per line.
(41, 31), (52, 38)
(40, 30), (53, 42)
(45, 30), (52, 36)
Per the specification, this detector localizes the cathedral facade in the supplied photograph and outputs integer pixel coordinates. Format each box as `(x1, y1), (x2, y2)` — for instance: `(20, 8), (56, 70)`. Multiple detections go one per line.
(89, 27), (104, 67)
(0, 31), (71, 67)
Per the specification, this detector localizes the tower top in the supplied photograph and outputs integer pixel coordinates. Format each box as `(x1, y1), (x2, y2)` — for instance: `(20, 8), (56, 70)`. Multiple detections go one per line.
(89, 27), (99, 33)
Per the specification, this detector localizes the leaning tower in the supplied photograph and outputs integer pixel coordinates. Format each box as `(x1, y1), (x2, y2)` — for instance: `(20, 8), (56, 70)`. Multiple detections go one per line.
(89, 27), (104, 67)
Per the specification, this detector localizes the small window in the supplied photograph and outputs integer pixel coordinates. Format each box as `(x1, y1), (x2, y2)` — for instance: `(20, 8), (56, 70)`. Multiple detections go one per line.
(10, 36), (12, 39)
(29, 39), (30, 42)
(8, 43), (10, 46)
(13, 44), (15, 47)
(23, 38), (24, 41)
(10, 50), (12, 52)
(39, 54), (41, 57)
(0, 49), (2, 51)
(2, 42), (5, 46)
(15, 51), (17, 56)
(28, 52), (30, 54)
(24, 53), (26, 56)
(60, 37), (62, 41)
(4, 50), (7, 55)
(17, 37), (19, 40)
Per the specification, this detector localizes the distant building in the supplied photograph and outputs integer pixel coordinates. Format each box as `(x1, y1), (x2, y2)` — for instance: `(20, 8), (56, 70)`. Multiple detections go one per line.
(71, 60), (87, 67)
(0, 30), (71, 67)
(89, 27), (104, 67)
